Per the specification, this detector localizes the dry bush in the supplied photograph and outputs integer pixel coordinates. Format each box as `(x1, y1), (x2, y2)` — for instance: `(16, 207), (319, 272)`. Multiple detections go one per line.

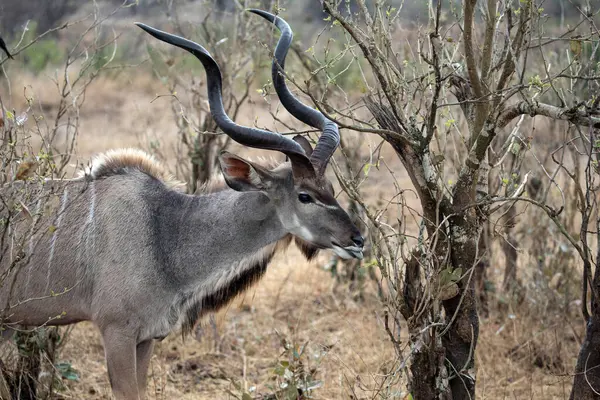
(271, 0), (600, 398)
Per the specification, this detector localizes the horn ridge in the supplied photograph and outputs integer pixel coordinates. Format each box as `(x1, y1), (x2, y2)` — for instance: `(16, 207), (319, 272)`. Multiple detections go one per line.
(247, 9), (323, 129)
(247, 10), (340, 176)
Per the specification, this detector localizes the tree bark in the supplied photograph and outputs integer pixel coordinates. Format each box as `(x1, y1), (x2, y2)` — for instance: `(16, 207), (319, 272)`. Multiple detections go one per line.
(474, 221), (490, 318)
(443, 287), (478, 399)
(444, 221), (480, 399)
(369, 101), (480, 399)
(403, 250), (452, 399)
(502, 204), (519, 293)
(571, 225), (600, 399)
(410, 339), (451, 400)
(570, 314), (600, 399)
(571, 142), (600, 399)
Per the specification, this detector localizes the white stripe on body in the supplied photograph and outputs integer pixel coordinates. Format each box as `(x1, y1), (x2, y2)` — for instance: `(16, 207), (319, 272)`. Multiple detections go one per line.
(45, 188), (69, 293)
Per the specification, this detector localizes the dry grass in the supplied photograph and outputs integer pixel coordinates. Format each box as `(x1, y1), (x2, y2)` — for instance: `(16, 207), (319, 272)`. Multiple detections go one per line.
(475, 256), (582, 400)
(1, 67), (588, 399)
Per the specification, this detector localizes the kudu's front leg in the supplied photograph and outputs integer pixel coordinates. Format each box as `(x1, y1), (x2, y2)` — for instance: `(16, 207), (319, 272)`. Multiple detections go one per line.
(135, 339), (154, 398)
(101, 325), (140, 400)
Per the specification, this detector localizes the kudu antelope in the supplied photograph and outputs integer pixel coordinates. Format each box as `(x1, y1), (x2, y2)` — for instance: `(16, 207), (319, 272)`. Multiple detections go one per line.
(0, 10), (363, 400)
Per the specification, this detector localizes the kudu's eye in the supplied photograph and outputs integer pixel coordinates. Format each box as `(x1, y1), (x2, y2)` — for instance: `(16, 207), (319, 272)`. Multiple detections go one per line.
(298, 193), (313, 204)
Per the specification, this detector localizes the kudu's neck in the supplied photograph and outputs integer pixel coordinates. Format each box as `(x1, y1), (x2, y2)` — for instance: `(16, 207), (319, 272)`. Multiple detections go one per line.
(146, 184), (287, 286)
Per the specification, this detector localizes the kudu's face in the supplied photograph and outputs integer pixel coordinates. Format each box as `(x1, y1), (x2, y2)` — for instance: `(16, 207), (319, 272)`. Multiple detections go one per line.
(219, 152), (364, 260)
(284, 177), (363, 259)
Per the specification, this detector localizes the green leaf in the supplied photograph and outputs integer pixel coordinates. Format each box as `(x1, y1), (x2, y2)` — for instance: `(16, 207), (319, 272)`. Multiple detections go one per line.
(510, 142), (521, 155)
(55, 361), (79, 381)
(444, 118), (456, 127)
(439, 267), (462, 286)
(570, 40), (582, 57)
(284, 384), (298, 400)
(274, 365), (286, 376)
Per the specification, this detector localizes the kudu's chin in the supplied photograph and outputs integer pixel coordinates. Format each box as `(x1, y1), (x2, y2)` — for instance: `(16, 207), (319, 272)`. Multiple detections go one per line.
(332, 244), (364, 260)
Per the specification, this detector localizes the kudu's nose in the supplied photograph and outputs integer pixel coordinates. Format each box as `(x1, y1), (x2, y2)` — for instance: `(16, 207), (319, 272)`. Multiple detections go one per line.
(352, 234), (364, 248)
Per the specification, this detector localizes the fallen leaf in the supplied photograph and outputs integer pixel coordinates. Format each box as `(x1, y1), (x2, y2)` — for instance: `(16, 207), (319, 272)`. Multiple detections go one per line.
(15, 161), (39, 181)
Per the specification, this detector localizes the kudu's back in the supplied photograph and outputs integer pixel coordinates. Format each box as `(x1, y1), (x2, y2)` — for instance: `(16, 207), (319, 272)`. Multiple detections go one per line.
(0, 156), (174, 330)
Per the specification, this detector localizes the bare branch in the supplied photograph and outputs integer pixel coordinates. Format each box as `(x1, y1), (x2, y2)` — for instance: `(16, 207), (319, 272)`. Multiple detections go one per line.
(499, 102), (600, 129)
(463, 0), (483, 99)
(480, 0), (497, 84)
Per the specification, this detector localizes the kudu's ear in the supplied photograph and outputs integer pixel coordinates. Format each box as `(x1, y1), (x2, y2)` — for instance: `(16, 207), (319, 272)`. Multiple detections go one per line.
(292, 135), (314, 158)
(219, 152), (272, 192)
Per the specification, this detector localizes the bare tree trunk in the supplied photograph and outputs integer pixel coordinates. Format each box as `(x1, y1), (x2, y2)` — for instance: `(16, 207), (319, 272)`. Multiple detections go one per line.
(571, 314), (600, 399)
(502, 204), (518, 293)
(410, 340), (451, 400)
(475, 221), (490, 317)
(444, 220), (480, 399)
(501, 132), (526, 296)
(443, 289), (478, 398)
(403, 252), (452, 400)
(571, 139), (600, 399)
(367, 104), (480, 399)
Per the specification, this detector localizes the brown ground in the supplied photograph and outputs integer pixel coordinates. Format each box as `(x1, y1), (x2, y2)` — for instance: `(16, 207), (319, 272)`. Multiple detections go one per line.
(1, 69), (585, 399)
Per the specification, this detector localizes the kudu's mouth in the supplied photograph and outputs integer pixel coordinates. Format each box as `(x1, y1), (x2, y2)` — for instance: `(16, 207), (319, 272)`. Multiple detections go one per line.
(332, 242), (364, 260)
(298, 237), (364, 260)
